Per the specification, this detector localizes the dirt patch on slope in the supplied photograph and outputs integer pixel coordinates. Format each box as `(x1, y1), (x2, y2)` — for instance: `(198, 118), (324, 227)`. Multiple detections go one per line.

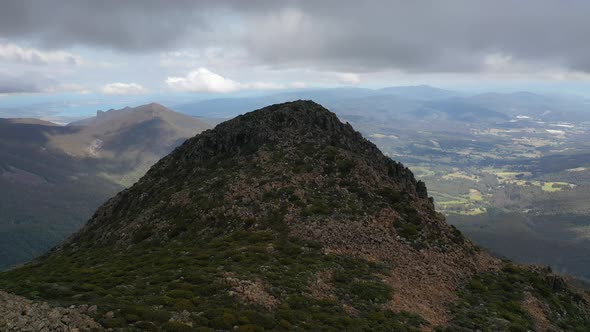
(522, 292), (552, 331)
(308, 270), (337, 301)
(290, 207), (501, 326)
(225, 274), (280, 309)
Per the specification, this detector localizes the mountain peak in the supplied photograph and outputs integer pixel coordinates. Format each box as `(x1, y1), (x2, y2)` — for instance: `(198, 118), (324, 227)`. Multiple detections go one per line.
(146, 102), (167, 108)
(93, 103), (169, 120)
(213, 99), (351, 141)
(73, 103), (208, 129)
(153, 100), (428, 199)
(56, 103), (211, 160)
(227, 100), (340, 131)
(136, 102), (170, 114)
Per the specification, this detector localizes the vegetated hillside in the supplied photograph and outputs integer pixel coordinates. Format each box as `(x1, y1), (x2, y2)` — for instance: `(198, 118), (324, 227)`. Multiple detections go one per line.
(0, 103), (210, 270)
(0, 101), (588, 331)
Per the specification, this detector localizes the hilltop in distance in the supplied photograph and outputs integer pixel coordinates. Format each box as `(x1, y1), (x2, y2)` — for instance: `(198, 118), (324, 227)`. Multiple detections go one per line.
(0, 103), (210, 270)
(0, 101), (589, 331)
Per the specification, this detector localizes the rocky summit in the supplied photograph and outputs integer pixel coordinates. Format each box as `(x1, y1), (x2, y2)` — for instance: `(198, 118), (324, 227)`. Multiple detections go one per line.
(0, 101), (589, 331)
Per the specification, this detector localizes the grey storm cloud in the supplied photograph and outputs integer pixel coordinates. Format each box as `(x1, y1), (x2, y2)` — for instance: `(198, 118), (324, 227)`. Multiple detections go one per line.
(0, 74), (46, 93)
(2, 0), (590, 73)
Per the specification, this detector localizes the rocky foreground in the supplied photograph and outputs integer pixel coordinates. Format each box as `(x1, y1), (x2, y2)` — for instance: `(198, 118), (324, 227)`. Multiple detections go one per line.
(0, 290), (100, 331)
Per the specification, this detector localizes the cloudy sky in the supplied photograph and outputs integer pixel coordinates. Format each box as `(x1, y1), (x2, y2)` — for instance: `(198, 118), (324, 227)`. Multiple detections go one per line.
(2, 0), (590, 98)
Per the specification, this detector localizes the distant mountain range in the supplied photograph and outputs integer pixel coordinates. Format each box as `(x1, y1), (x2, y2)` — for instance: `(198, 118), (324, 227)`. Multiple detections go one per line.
(173, 85), (462, 119)
(0, 103), (210, 270)
(173, 86), (590, 126)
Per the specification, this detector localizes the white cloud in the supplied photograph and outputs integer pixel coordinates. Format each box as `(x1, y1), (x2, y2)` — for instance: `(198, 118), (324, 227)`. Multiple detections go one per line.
(101, 82), (147, 95)
(44, 83), (92, 94)
(0, 42), (81, 65)
(480, 52), (590, 81)
(159, 48), (249, 69)
(337, 73), (361, 85)
(166, 67), (303, 93)
(290, 82), (307, 88)
(166, 68), (240, 93)
(543, 70), (590, 81)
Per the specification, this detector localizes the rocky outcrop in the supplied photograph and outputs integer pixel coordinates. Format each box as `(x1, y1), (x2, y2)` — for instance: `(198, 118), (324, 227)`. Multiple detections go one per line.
(225, 274), (280, 310)
(0, 291), (100, 331)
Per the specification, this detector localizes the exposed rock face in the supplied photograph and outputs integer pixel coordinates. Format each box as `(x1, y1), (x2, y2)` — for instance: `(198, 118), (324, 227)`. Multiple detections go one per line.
(0, 291), (100, 331)
(522, 291), (552, 331)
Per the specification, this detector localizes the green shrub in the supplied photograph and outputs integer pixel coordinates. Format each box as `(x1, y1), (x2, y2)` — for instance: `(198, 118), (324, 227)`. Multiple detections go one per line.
(397, 222), (420, 239)
(99, 317), (126, 328)
(134, 321), (159, 331)
(121, 305), (171, 323)
(166, 289), (193, 299)
(212, 311), (238, 329)
(132, 226), (153, 243)
(302, 199), (331, 216)
(237, 324), (264, 332)
(378, 187), (402, 203)
(336, 158), (355, 173)
(162, 321), (193, 332)
(174, 299), (195, 311)
(349, 280), (392, 303)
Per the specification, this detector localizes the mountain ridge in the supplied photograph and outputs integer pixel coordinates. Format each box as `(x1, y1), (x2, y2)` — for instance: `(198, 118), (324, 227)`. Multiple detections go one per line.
(0, 103), (211, 271)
